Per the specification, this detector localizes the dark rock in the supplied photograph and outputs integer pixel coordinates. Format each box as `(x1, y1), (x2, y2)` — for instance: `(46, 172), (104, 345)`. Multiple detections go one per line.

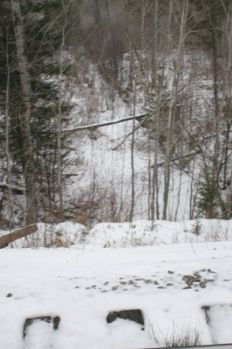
(207, 268), (216, 274)
(182, 275), (195, 286)
(200, 281), (206, 288)
(120, 281), (127, 285)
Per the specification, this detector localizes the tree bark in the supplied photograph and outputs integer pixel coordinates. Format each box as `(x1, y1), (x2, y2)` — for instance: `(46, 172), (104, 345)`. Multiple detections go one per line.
(162, 0), (188, 220)
(129, 78), (136, 222)
(11, 0), (36, 224)
(5, 28), (14, 227)
(57, 0), (68, 218)
(0, 224), (38, 248)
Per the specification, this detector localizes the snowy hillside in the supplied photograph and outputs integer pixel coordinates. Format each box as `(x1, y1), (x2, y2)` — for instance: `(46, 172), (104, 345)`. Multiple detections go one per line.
(62, 46), (231, 224)
(64, 59), (195, 222)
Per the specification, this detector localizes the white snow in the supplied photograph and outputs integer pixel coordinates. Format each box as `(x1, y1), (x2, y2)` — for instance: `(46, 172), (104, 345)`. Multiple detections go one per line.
(2, 218), (231, 249)
(0, 219), (232, 348)
(86, 219), (232, 248)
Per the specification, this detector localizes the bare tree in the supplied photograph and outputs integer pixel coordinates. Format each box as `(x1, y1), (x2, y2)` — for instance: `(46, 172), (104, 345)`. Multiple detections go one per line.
(163, 0), (189, 220)
(10, 0), (36, 224)
(129, 77), (136, 221)
(4, 28), (14, 227)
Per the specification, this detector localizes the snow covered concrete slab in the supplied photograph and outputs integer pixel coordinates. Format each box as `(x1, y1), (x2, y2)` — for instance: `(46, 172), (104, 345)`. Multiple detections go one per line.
(0, 241), (232, 348)
(23, 317), (60, 349)
(202, 305), (232, 344)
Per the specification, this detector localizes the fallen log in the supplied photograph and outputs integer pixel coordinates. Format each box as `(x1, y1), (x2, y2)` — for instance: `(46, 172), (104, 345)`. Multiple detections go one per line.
(0, 224), (38, 249)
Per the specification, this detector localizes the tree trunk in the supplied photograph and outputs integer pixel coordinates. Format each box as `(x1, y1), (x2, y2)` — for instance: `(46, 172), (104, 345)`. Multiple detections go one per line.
(11, 0), (36, 224)
(5, 29), (14, 227)
(129, 78), (136, 222)
(162, 0), (188, 220)
(0, 224), (38, 248)
(150, 0), (159, 220)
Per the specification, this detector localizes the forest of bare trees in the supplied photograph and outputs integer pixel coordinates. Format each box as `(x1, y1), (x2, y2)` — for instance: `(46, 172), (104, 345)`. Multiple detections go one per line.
(0, 0), (232, 227)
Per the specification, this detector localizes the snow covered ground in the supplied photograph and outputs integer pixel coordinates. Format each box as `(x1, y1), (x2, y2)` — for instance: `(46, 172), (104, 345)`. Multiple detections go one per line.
(3, 219), (232, 248)
(0, 220), (232, 349)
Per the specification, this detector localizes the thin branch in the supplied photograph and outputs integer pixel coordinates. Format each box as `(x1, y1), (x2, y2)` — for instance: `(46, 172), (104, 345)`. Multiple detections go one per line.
(156, 150), (201, 169)
(60, 113), (148, 133)
(112, 115), (151, 150)
(0, 183), (24, 195)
